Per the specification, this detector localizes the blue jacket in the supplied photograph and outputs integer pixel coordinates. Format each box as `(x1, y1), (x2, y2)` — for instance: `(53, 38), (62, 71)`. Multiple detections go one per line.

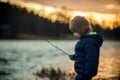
(70, 32), (103, 79)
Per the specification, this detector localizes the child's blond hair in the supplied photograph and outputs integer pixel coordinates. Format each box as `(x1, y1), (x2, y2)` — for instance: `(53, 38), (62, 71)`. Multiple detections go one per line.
(69, 16), (93, 34)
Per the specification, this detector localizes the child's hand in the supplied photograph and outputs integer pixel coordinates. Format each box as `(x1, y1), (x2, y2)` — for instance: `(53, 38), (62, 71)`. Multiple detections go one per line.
(69, 55), (75, 61)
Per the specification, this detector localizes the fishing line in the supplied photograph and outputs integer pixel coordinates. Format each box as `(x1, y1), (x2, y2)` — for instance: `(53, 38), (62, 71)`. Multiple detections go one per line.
(41, 36), (69, 56)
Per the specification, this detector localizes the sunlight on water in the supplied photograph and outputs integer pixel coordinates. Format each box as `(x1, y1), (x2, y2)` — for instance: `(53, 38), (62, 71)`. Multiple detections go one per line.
(96, 56), (120, 78)
(0, 40), (120, 80)
(93, 41), (120, 79)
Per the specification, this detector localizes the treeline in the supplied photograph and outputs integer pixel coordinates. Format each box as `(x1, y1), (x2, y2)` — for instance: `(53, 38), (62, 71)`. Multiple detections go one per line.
(0, 2), (71, 39)
(0, 2), (120, 40)
(93, 24), (120, 40)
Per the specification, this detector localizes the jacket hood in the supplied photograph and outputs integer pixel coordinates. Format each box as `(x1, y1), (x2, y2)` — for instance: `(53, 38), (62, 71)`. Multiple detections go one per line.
(82, 33), (103, 47)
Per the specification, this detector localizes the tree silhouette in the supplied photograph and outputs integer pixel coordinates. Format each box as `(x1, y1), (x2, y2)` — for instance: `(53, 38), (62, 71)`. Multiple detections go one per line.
(0, 2), (120, 40)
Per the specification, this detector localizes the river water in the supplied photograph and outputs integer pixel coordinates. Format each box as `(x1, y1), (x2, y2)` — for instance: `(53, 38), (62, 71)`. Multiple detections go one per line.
(0, 40), (120, 80)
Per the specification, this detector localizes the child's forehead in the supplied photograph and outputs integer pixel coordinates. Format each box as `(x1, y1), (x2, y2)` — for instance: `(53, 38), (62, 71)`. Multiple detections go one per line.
(70, 26), (81, 32)
(69, 26), (76, 32)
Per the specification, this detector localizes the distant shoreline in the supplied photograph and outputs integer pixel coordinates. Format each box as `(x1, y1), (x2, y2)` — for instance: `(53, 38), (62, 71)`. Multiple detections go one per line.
(0, 33), (120, 41)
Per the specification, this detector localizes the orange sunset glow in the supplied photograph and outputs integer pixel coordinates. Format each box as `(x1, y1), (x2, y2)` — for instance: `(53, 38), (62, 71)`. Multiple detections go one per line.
(0, 0), (120, 30)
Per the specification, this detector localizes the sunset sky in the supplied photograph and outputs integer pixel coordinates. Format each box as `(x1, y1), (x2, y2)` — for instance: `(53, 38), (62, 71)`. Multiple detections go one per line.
(26, 0), (120, 14)
(1, 0), (120, 14)
(0, 0), (120, 29)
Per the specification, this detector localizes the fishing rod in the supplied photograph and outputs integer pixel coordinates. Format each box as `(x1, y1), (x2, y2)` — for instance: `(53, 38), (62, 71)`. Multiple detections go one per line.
(41, 36), (69, 56)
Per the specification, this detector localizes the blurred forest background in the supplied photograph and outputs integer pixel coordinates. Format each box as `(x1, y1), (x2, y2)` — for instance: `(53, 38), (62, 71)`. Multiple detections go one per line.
(0, 2), (120, 40)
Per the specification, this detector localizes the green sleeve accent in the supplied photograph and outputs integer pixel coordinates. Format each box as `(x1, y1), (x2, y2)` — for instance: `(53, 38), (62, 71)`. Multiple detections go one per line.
(88, 32), (97, 35)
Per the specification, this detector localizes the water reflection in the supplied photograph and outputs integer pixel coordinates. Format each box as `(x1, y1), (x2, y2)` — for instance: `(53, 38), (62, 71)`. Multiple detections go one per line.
(0, 40), (120, 80)
(94, 41), (120, 79)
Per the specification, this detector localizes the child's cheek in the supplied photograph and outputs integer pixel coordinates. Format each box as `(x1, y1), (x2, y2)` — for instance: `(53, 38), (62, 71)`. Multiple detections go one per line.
(73, 33), (80, 39)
